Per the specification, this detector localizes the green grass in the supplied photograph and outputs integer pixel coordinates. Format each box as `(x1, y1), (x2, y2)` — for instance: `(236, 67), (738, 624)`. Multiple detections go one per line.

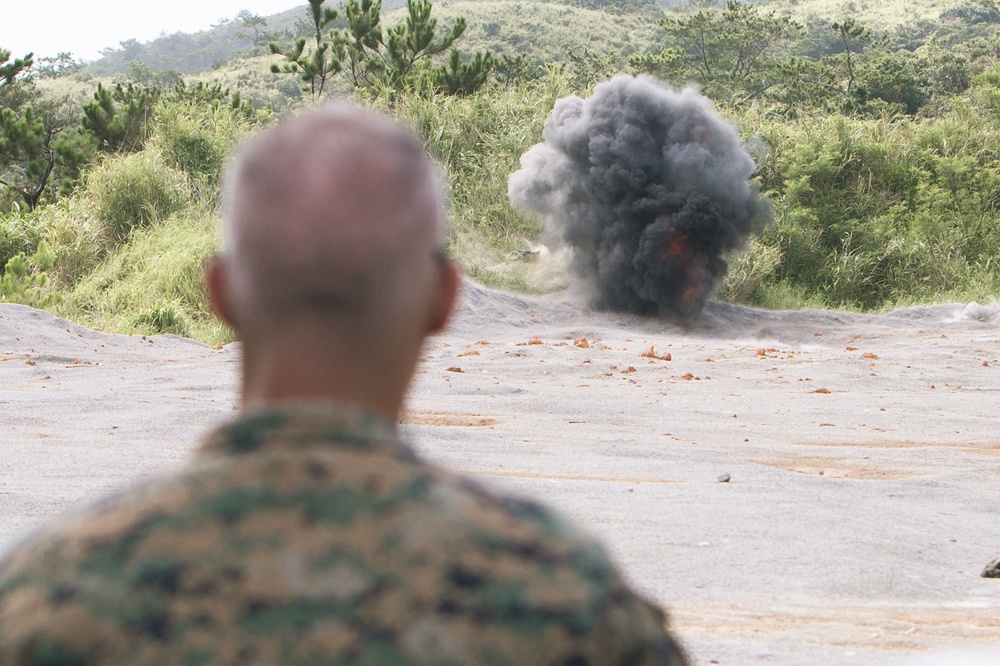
(416, 2), (663, 63)
(85, 149), (192, 243)
(59, 209), (229, 343)
(0, 212), (42, 268)
(184, 54), (312, 113)
(373, 81), (561, 289)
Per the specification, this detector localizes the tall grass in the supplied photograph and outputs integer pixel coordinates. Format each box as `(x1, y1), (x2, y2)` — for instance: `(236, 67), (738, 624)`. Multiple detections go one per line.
(86, 149), (191, 243)
(375, 80), (564, 287)
(716, 239), (783, 304)
(0, 199), (106, 305)
(152, 99), (261, 194)
(0, 212), (42, 268)
(34, 198), (106, 288)
(60, 210), (227, 342)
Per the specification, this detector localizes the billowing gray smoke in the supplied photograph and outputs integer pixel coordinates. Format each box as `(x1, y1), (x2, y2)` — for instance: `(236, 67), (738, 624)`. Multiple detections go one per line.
(508, 75), (771, 318)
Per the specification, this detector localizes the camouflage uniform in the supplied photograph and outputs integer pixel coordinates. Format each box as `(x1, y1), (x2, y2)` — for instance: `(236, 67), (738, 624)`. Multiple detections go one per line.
(0, 403), (687, 665)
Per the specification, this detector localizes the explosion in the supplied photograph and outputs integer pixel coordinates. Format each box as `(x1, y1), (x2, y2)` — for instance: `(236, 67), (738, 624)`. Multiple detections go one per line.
(508, 75), (772, 318)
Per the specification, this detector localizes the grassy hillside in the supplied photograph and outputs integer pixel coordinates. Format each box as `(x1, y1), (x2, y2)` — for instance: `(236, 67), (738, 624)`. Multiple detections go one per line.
(8, 0), (1000, 342)
(86, 1), (663, 78)
(390, 1), (662, 62)
(767, 0), (953, 27)
(70, 1), (665, 113)
(86, 5), (309, 76)
(79, 0), (971, 82)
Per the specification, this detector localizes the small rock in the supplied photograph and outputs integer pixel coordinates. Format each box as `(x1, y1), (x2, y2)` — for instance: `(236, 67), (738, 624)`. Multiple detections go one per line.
(983, 556), (1000, 579)
(718, 473), (731, 483)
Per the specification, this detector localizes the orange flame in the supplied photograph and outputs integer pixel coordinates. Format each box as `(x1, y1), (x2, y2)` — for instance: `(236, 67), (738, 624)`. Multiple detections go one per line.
(658, 232), (703, 307)
(663, 232), (689, 259)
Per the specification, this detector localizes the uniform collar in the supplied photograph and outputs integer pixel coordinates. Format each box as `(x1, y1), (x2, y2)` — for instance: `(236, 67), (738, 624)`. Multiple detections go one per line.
(198, 401), (411, 459)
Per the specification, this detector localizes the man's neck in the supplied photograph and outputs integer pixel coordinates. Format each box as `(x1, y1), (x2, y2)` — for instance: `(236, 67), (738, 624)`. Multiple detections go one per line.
(238, 337), (418, 424)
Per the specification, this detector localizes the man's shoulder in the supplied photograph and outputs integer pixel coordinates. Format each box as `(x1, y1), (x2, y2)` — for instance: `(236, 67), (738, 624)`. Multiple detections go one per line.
(0, 438), (590, 572)
(0, 415), (688, 665)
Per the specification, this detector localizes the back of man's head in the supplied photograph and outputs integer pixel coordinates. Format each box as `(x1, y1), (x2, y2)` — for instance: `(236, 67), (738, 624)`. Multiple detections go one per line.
(219, 104), (448, 342)
(210, 104), (458, 414)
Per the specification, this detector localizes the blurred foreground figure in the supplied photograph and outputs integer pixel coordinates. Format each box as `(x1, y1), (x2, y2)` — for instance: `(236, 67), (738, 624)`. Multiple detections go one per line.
(0, 105), (687, 665)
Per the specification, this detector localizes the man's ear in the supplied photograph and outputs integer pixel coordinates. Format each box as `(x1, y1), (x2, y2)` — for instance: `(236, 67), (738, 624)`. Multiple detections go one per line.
(426, 258), (460, 335)
(204, 255), (238, 330)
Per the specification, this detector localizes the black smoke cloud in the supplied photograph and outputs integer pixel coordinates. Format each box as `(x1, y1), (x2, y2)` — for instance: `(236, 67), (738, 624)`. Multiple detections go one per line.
(508, 75), (771, 318)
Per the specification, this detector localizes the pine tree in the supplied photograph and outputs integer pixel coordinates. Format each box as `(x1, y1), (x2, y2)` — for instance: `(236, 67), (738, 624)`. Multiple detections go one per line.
(268, 0), (493, 98)
(434, 49), (495, 96)
(0, 49), (92, 210)
(0, 49), (32, 88)
(270, 0), (341, 96)
(82, 82), (160, 152)
(629, 1), (803, 105)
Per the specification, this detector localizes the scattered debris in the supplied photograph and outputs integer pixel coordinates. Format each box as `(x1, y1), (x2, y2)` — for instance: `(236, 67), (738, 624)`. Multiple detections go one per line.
(641, 345), (672, 361)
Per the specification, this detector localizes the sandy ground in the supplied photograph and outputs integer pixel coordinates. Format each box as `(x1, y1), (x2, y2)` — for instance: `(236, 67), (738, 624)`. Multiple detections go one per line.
(1, 283), (999, 665)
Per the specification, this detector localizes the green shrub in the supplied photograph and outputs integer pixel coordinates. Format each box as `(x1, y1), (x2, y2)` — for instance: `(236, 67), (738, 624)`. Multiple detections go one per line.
(157, 109), (221, 179)
(745, 90), (1000, 310)
(86, 150), (190, 244)
(36, 199), (106, 288)
(0, 212), (42, 268)
(0, 242), (59, 307)
(717, 239), (782, 304)
(133, 302), (190, 336)
(62, 211), (229, 343)
(151, 98), (260, 192)
(378, 82), (558, 290)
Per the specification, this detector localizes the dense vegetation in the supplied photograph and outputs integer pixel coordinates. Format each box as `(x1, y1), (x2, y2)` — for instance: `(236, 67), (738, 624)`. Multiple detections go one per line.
(4, 0), (1000, 342)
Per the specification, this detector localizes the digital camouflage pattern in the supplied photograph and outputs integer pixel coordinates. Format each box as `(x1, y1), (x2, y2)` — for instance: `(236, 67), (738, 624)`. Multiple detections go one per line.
(0, 403), (688, 665)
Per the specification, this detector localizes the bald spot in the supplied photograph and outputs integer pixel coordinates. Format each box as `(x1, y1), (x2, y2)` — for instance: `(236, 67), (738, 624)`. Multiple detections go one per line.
(221, 105), (444, 338)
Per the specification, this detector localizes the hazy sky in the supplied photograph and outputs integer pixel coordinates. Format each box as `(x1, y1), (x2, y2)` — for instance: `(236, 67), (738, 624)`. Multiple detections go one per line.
(5, 0), (305, 62)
